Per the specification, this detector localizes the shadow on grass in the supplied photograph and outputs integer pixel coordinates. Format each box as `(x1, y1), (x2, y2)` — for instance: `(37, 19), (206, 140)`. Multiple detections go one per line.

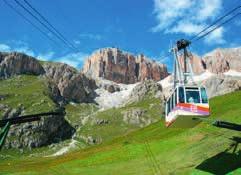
(196, 136), (241, 175)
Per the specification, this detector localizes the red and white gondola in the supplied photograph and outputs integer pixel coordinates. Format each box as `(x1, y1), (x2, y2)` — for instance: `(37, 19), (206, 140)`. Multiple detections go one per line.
(165, 39), (210, 128)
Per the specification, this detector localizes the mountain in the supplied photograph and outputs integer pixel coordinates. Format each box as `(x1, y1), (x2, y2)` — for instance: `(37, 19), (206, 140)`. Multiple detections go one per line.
(203, 47), (241, 73)
(0, 52), (44, 78)
(177, 47), (241, 75)
(0, 46), (241, 151)
(83, 48), (169, 84)
(42, 62), (96, 103)
(0, 90), (240, 174)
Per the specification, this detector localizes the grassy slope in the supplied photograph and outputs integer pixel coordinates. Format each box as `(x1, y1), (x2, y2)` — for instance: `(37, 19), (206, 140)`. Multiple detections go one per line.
(74, 97), (162, 144)
(0, 75), (162, 156)
(0, 75), (57, 118)
(0, 90), (240, 175)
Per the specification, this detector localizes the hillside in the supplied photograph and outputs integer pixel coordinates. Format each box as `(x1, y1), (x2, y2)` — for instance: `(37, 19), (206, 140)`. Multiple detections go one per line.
(0, 48), (241, 174)
(0, 90), (240, 175)
(0, 73), (164, 151)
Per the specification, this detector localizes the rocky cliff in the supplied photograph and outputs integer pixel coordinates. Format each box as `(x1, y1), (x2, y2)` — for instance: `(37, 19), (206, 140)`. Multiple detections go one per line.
(203, 47), (241, 73)
(178, 53), (206, 74)
(177, 47), (241, 75)
(83, 48), (169, 84)
(0, 53), (96, 149)
(43, 62), (97, 103)
(202, 75), (241, 98)
(4, 108), (75, 149)
(0, 52), (44, 79)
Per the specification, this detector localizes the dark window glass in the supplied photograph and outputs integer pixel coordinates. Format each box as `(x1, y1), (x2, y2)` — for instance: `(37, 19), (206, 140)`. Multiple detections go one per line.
(201, 87), (208, 103)
(170, 96), (173, 111)
(174, 89), (177, 105)
(166, 100), (168, 114)
(179, 87), (185, 103)
(185, 87), (199, 90)
(167, 99), (170, 114)
(186, 90), (200, 103)
(172, 94), (175, 108)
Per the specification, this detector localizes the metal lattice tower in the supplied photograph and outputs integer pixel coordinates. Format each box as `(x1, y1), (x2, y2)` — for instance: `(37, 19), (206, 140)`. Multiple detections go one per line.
(172, 39), (196, 88)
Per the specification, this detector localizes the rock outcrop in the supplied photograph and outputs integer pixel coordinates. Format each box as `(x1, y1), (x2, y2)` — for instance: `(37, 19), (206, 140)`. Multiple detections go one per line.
(0, 52), (44, 79)
(4, 113), (75, 149)
(127, 80), (164, 104)
(202, 75), (241, 98)
(83, 48), (168, 84)
(122, 108), (154, 127)
(175, 47), (241, 75)
(43, 62), (97, 103)
(178, 53), (206, 74)
(203, 47), (241, 73)
(1, 104), (75, 149)
(95, 79), (121, 93)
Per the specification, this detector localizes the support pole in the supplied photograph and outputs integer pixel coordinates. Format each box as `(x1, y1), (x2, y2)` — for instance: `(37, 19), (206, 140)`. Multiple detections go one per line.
(0, 122), (10, 150)
(183, 48), (188, 84)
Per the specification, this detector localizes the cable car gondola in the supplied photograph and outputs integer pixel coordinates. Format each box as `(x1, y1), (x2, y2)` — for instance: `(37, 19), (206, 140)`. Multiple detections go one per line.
(165, 39), (210, 128)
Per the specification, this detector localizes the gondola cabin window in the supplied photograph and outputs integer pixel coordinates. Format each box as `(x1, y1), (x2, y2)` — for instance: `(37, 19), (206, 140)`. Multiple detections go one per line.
(174, 89), (177, 106)
(167, 99), (170, 114)
(172, 93), (175, 108)
(178, 87), (185, 103)
(170, 95), (173, 111)
(185, 88), (200, 103)
(201, 87), (208, 103)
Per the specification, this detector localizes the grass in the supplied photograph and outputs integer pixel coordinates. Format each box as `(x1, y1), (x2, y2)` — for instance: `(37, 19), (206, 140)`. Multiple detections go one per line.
(0, 75), (57, 118)
(75, 97), (163, 145)
(0, 90), (240, 174)
(65, 103), (99, 126)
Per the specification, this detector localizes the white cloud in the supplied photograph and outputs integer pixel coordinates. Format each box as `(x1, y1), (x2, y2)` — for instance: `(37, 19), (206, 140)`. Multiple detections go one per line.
(0, 41), (88, 68)
(37, 51), (89, 68)
(167, 21), (205, 36)
(0, 44), (11, 51)
(204, 27), (225, 44)
(0, 42), (35, 56)
(151, 0), (194, 32)
(38, 51), (89, 68)
(196, 0), (222, 21)
(37, 51), (55, 61)
(79, 33), (102, 40)
(152, 0), (224, 44)
(15, 46), (35, 57)
(57, 52), (89, 68)
(73, 40), (81, 45)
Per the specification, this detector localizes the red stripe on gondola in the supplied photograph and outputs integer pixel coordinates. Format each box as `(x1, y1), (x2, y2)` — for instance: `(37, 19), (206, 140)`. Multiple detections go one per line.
(176, 103), (209, 112)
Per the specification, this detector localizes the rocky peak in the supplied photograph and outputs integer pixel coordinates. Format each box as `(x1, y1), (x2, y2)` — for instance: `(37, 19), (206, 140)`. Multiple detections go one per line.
(0, 52), (45, 79)
(43, 62), (97, 103)
(178, 47), (241, 75)
(83, 48), (168, 84)
(203, 47), (241, 73)
(178, 52), (206, 75)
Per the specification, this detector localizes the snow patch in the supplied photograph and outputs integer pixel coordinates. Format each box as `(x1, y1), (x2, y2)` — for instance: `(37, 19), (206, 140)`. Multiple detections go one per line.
(224, 70), (241, 77)
(50, 139), (77, 156)
(158, 71), (214, 88)
(157, 75), (172, 88)
(94, 82), (139, 110)
(193, 71), (214, 82)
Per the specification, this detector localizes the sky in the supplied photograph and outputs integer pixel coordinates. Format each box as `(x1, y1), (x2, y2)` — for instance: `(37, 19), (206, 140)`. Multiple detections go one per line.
(0, 0), (240, 70)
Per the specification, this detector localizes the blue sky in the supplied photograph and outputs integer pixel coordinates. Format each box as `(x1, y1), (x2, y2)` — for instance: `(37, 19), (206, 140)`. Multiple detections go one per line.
(0, 0), (240, 70)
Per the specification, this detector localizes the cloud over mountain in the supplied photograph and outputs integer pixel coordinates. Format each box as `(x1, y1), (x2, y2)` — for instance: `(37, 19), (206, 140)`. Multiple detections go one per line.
(151, 0), (224, 44)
